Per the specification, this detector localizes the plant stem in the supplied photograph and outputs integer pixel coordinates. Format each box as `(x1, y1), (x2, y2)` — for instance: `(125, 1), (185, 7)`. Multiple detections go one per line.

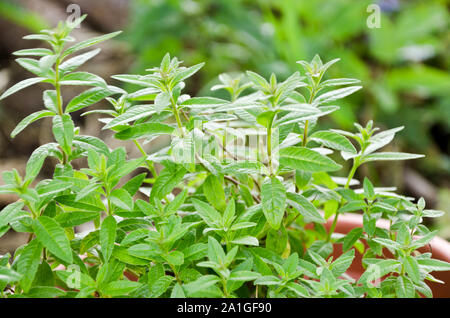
(267, 124), (273, 176)
(133, 139), (157, 177)
(326, 158), (360, 242)
(302, 120), (309, 147)
(170, 95), (184, 138)
(54, 58), (63, 116)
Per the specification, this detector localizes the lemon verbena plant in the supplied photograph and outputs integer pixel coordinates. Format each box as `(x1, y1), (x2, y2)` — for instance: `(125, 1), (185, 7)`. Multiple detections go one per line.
(0, 16), (449, 298)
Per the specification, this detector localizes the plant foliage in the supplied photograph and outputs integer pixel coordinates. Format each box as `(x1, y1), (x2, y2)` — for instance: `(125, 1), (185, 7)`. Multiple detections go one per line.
(0, 16), (449, 298)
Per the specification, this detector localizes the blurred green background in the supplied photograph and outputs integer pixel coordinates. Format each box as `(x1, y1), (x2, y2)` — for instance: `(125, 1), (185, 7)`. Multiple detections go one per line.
(0, 0), (449, 240)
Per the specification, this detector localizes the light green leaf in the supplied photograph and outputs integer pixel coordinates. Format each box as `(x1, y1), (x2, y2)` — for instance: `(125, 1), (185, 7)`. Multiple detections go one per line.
(261, 177), (286, 230)
(229, 271), (260, 281)
(417, 259), (450, 272)
(314, 86), (362, 104)
(101, 280), (141, 297)
(16, 239), (42, 293)
(11, 110), (55, 138)
(230, 236), (259, 246)
(342, 227), (363, 252)
(52, 114), (74, 154)
(115, 123), (174, 140)
(403, 256), (421, 284)
(0, 202), (25, 228)
(13, 48), (53, 57)
(362, 152), (424, 163)
(66, 86), (116, 113)
(309, 131), (356, 154)
(279, 147), (342, 172)
(32, 216), (73, 264)
(55, 211), (100, 228)
(62, 31), (122, 58)
(59, 48), (100, 73)
(149, 166), (186, 201)
(154, 92), (171, 113)
(203, 174), (227, 212)
(395, 276), (415, 298)
(286, 192), (325, 223)
(110, 188), (134, 211)
(103, 105), (155, 129)
(100, 215), (117, 263)
(0, 77), (45, 100)
(192, 199), (221, 227)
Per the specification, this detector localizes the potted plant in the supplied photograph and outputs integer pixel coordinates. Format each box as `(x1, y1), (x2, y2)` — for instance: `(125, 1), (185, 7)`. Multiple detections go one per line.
(0, 16), (449, 298)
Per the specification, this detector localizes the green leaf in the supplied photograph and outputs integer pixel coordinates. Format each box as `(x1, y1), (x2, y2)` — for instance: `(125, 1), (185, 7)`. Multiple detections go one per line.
(122, 173), (147, 196)
(115, 123), (174, 140)
(55, 211), (100, 228)
(314, 86), (362, 104)
(173, 63), (205, 83)
(154, 92), (171, 113)
(25, 286), (66, 298)
(309, 131), (356, 154)
(395, 276), (415, 298)
(246, 71), (269, 90)
(203, 174), (227, 212)
(170, 283), (186, 298)
(230, 236), (259, 246)
(66, 86), (116, 113)
(0, 77), (45, 100)
(286, 282), (309, 297)
(254, 275), (281, 286)
(59, 48), (100, 73)
(110, 188), (134, 211)
(286, 192), (325, 223)
(150, 166), (186, 201)
(15, 58), (47, 76)
(261, 177), (286, 230)
(279, 147), (342, 172)
(403, 256), (421, 284)
(0, 266), (22, 284)
(16, 239), (42, 293)
(103, 105), (155, 129)
(207, 236), (226, 265)
(52, 114), (74, 154)
(100, 216), (117, 263)
(192, 199), (221, 227)
(342, 227), (363, 252)
(362, 152), (424, 163)
(181, 97), (228, 109)
(162, 251), (184, 268)
(13, 48), (53, 57)
(62, 31), (122, 58)
(363, 177), (375, 199)
(32, 216), (73, 264)
(11, 110), (55, 138)
(0, 202), (25, 228)
(43, 90), (58, 113)
(150, 276), (174, 297)
(183, 275), (221, 297)
(229, 271), (260, 282)
(417, 259), (450, 272)
(330, 249), (355, 277)
(60, 72), (107, 87)
(101, 280), (141, 297)
(73, 135), (110, 156)
(358, 259), (401, 285)
(266, 226), (288, 254)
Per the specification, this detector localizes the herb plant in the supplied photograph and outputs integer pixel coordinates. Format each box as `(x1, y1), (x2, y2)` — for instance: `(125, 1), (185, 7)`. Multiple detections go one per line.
(1, 16), (449, 298)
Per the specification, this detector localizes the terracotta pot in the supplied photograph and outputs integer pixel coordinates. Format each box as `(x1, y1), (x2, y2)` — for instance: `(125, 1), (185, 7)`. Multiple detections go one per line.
(323, 213), (450, 298)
